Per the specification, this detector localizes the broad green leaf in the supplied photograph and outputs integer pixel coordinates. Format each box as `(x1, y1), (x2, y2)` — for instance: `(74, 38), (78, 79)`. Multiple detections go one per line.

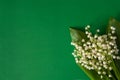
(77, 64), (103, 80)
(108, 18), (120, 55)
(107, 18), (120, 80)
(69, 27), (87, 44)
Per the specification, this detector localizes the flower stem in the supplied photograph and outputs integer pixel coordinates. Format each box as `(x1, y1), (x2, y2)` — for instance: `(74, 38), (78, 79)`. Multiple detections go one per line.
(112, 59), (120, 80)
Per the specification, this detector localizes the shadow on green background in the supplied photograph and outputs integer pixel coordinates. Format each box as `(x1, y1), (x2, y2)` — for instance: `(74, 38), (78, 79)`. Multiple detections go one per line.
(0, 0), (120, 80)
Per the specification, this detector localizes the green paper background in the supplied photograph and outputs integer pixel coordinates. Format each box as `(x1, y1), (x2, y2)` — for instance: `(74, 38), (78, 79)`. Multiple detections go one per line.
(0, 0), (120, 80)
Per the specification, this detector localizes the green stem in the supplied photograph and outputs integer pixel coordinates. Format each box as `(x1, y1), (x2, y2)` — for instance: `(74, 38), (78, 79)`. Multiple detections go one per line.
(112, 59), (120, 80)
(109, 70), (116, 80)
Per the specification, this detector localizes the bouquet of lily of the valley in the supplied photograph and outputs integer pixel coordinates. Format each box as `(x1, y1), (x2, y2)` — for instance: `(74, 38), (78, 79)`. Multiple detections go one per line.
(69, 18), (120, 80)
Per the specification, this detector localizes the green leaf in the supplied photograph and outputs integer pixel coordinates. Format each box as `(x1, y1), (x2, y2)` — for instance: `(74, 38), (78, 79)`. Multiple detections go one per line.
(77, 64), (102, 80)
(107, 18), (120, 80)
(108, 18), (120, 55)
(69, 27), (87, 44)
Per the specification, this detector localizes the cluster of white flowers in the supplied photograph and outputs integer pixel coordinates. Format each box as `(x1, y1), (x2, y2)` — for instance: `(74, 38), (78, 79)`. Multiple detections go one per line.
(71, 25), (120, 79)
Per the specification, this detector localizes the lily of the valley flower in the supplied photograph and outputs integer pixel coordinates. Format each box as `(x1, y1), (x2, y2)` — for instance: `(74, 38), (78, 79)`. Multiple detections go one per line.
(71, 25), (120, 79)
